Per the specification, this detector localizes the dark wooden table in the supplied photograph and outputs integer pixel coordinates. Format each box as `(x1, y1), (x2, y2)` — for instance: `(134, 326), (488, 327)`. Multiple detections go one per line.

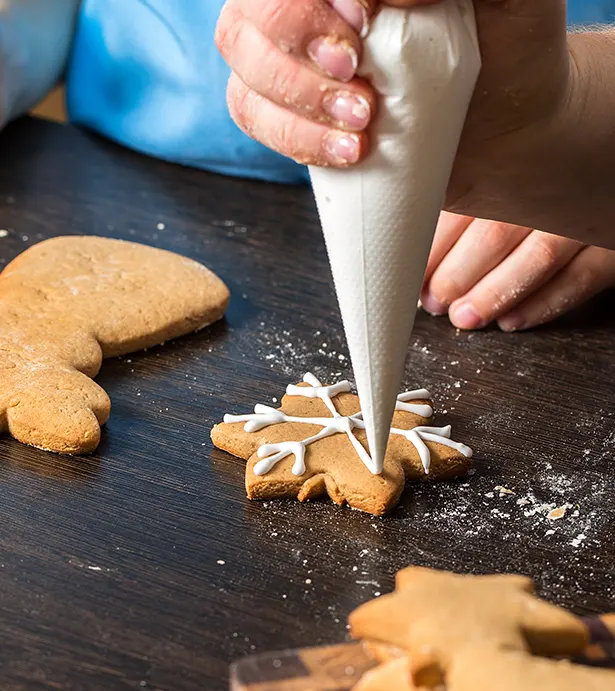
(0, 117), (613, 691)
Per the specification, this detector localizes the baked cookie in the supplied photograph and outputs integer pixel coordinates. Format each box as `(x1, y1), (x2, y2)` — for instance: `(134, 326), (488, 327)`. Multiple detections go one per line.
(353, 657), (413, 691)
(349, 566), (614, 691)
(355, 649), (615, 691)
(449, 647), (615, 691)
(211, 373), (473, 515)
(0, 236), (229, 454)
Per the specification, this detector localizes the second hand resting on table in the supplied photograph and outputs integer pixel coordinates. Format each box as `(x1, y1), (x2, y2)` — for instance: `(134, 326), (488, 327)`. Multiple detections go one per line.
(425, 213), (615, 332)
(216, 0), (615, 332)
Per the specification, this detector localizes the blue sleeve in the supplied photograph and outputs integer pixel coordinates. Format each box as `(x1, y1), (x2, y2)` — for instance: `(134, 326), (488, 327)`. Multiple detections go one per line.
(66, 0), (309, 185)
(568, 0), (615, 24)
(0, 0), (79, 123)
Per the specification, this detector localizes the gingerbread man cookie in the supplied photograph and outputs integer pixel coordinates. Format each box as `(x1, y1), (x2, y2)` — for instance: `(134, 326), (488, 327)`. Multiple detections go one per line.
(0, 236), (229, 454)
(211, 373), (473, 515)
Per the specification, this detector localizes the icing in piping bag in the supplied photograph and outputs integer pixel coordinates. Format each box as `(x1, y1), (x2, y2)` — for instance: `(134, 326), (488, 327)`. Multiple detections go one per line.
(309, 1), (481, 474)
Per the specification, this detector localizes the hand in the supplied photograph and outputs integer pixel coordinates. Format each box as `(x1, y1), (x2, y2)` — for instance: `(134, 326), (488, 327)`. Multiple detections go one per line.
(215, 0), (431, 167)
(421, 212), (615, 332)
(218, 1), (615, 249)
(217, 0), (569, 178)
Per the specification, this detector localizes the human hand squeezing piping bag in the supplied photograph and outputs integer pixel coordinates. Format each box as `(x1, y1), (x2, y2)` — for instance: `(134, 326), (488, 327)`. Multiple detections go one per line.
(309, 1), (481, 474)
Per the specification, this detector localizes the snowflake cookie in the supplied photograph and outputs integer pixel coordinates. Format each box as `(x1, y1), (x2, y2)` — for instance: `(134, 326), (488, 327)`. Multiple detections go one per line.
(211, 373), (473, 515)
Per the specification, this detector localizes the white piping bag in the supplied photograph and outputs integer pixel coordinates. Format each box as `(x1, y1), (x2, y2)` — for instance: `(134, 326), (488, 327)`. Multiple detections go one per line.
(309, 1), (481, 474)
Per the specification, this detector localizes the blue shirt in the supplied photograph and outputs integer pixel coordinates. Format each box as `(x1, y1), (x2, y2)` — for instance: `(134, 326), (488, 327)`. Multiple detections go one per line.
(568, 2), (615, 24)
(67, 0), (309, 184)
(1, 0), (614, 186)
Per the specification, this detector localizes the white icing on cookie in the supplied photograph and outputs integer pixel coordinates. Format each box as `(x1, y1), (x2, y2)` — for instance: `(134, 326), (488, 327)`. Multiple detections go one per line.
(395, 389), (433, 418)
(223, 373), (472, 476)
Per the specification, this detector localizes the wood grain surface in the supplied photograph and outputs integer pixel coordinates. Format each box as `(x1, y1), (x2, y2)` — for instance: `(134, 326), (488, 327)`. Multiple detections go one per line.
(0, 117), (613, 691)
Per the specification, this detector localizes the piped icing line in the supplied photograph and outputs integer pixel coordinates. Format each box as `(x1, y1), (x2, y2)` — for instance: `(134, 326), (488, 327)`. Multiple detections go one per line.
(222, 373), (472, 476)
(395, 389), (433, 418)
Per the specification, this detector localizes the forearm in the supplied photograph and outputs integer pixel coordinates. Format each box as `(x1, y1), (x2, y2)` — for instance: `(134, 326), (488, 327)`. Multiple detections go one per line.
(0, 0), (81, 123)
(561, 29), (615, 248)
(461, 29), (615, 250)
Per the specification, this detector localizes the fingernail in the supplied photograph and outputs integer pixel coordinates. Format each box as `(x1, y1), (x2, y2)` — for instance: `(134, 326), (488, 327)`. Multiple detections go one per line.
(323, 132), (360, 164)
(308, 37), (358, 82)
(421, 292), (448, 317)
(450, 302), (483, 330)
(323, 91), (370, 129)
(497, 314), (526, 333)
(328, 0), (368, 35)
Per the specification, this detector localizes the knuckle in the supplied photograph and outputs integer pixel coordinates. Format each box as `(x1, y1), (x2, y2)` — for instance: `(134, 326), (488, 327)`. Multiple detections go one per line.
(259, 0), (288, 36)
(531, 235), (562, 269)
(268, 56), (302, 103)
(431, 275), (464, 304)
(570, 265), (594, 294)
(481, 283), (510, 313)
(274, 118), (300, 157)
(227, 78), (255, 135)
(480, 221), (514, 252)
(213, 9), (225, 52)
(215, 4), (243, 59)
(536, 294), (565, 321)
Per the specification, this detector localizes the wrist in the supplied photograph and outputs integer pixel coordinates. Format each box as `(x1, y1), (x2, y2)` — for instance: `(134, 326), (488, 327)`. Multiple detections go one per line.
(446, 29), (574, 230)
(540, 29), (615, 244)
(448, 28), (615, 248)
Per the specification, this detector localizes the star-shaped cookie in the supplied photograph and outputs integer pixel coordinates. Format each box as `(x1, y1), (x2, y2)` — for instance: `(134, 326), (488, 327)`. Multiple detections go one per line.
(350, 567), (590, 688)
(353, 648), (615, 691)
(211, 373), (473, 515)
(448, 647), (615, 691)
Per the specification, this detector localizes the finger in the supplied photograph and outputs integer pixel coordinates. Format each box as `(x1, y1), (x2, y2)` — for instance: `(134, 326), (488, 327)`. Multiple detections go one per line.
(448, 231), (584, 330)
(497, 246), (615, 332)
(326, 0), (370, 35)
(423, 219), (532, 315)
(217, 5), (374, 132)
(227, 0), (362, 80)
(421, 212), (473, 314)
(227, 72), (367, 166)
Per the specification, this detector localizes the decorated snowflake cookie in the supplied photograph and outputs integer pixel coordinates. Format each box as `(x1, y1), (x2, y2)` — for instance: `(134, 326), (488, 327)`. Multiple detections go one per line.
(211, 373), (473, 515)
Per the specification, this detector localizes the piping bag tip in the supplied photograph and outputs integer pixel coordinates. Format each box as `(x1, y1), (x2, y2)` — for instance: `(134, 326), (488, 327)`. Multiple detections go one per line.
(348, 308), (417, 474)
(360, 383), (400, 475)
(309, 2), (480, 475)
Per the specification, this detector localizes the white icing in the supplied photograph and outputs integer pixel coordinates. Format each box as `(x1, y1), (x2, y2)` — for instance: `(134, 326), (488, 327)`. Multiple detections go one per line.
(395, 388), (433, 418)
(391, 425), (473, 474)
(223, 373), (472, 477)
